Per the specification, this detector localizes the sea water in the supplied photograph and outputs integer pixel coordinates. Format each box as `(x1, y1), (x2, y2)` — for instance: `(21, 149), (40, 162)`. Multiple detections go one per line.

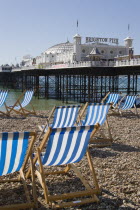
(3, 90), (78, 111)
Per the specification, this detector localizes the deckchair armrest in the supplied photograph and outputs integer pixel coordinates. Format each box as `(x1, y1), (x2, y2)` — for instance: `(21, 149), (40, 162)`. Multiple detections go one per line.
(101, 92), (110, 103)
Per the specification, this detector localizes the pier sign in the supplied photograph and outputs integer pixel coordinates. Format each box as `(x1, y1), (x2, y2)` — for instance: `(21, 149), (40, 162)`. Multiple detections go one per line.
(86, 37), (119, 45)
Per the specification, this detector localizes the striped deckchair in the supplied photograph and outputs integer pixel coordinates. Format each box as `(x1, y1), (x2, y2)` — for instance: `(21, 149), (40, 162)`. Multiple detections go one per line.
(78, 103), (112, 147)
(102, 92), (120, 107)
(117, 95), (138, 115)
(0, 131), (37, 209)
(0, 89), (9, 116)
(38, 105), (81, 139)
(6, 90), (36, 117)
(27, 124), (100, 208)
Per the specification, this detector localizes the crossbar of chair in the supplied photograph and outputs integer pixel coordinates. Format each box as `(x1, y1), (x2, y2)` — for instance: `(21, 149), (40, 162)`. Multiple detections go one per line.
(54, 197), (99, 208)
(48, 190), (98, 201)
(90, 138), (112, 144)
(22, 105), (36, 115)
(0, 202), (35, 210)
(0, 178), (20, 183)
(44, 168), (70, 175)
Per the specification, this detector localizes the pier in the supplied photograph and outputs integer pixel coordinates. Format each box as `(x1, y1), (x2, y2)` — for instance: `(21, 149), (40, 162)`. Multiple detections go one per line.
(0, 65), (140, 103)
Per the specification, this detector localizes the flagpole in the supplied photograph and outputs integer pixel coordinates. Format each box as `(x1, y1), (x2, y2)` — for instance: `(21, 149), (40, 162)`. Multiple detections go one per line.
(77, 20), (78, 33)
(128, 24), (130, 36)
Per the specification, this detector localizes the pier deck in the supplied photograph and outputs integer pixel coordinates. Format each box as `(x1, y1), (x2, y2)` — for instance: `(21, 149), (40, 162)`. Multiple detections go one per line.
(0, 66), (140, 103)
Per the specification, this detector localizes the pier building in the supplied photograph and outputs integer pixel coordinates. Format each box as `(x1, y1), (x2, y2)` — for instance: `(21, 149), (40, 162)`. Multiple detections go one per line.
(22, 34), (134, 68)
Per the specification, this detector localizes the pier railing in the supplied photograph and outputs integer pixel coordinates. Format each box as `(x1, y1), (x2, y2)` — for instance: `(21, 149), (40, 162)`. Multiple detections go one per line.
(3, 58), (140, 72)
(115, 59), (140, 67)
(11, 60), (115, 71)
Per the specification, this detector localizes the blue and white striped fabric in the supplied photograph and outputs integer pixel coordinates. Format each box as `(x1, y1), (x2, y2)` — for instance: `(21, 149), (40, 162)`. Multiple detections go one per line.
(13, 90), (34, 110)
(0, 90), (8, 107)
(119, 95), (137, 110)
(0, 132), (30, 176)
(81, 103), (110, 126)
(52, 105), (80, 128)
(41, 105), (80, 131)
(40, 125), (94, 166)
(106, 93), (119, 105)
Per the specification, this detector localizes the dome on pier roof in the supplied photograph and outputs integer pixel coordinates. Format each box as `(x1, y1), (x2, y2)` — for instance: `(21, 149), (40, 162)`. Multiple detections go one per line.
(45, 41), (73, 54)
(73, 33), (81, 38)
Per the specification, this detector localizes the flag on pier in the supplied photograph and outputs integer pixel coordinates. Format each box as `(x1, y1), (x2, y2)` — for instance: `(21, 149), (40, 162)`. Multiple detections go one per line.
(128, 24), (130, 31)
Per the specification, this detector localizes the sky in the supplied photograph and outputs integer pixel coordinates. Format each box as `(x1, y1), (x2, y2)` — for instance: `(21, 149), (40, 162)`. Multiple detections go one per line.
(0, 0), (140, 65)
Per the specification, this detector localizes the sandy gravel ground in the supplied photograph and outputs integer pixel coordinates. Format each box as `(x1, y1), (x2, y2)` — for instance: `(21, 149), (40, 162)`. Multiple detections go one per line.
(0, 109), (139, 210)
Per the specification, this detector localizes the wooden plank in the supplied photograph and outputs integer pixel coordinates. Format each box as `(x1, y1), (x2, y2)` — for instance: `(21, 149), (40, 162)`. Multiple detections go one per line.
(101, 91), (110, 103)
(0, 202), (35, 209)
(20, 169), (31, 203)
(29, 155), (38, 208)
(55, 197), (99, 208)
(44, 170), (67, 175)
(91, 143), (112, 148)
(48, 190), (97, 201)
(26, 127), (52, 178)
(36, 148), (50, 204)
(0, 178), (19, 183)
(86, 149), (100, 193)
(22, 132), (36, 172)
(70, 164), (91, 191)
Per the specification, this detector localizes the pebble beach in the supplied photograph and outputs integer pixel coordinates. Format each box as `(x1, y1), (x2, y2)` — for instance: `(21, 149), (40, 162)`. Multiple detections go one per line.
(0, 109), (139, 209)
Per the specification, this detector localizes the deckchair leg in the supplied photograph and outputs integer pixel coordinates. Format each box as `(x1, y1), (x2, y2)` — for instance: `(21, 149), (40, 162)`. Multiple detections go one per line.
(20, 169), (31, 204)
(134, 104), (139, 117)
(18, 103), (27, 117)
(36, 148), (50, 205)
(70, 164), (95, 192)
(0, 110), (9, 116)
(86, 149), (100, 193)
(101, 92), (110, 103)
(31, 103), (36, 115)
(90, 121), (113, 147)
(98, 129), (107, 140)
(29, 155), (38, 208)
(105, 119), (113, 141)
(38, 119), (49, 140)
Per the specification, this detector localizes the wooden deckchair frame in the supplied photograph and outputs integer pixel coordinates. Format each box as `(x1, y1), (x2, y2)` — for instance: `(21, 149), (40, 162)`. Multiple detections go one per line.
(38, 105), (82, 140)
(5, 90), (36, 117)
(101, 92), (121, 110)
(26, 124), (100, 208)
(110, 95), (138, 117)
(0, 132), (37, 209)
(78, 102), (113, 147)
(101, 91), (110, 103)
(0, 90), (9, 116)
